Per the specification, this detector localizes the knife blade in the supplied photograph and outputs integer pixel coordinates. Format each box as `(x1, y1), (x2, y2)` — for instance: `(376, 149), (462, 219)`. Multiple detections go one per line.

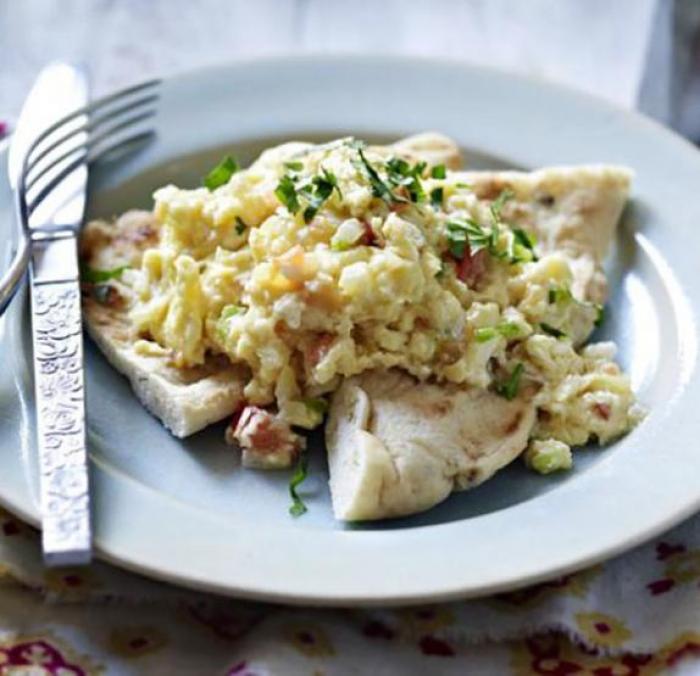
(20, 63), (92, 566)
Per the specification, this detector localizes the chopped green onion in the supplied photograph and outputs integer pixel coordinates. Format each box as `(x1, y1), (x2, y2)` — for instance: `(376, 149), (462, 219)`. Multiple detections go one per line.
(284, 160), (304, 171)
(289, 451), (309, 517)
(497, 321), (522, 339)
(303, 397), (329, 415)
(431, 164), (446, 179)
(430, 187), (444, 209)
(80, 264), (128, 284)
(203, 156), (239, 190)
(475, 327), (497, 343)
(495, 363), (524, 401)
(594, 304), (605, 328)
(540, 323), (567, 339)
(548, 285), (573, 305)
(220, 304), (245, 319)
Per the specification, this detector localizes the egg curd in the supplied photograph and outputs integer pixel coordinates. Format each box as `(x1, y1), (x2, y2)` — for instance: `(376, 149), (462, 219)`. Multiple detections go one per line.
(121, 138), (641, 466)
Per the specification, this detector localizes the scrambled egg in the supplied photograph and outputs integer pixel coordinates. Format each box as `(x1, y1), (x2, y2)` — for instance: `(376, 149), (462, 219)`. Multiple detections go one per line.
(124, 138), (641, 465)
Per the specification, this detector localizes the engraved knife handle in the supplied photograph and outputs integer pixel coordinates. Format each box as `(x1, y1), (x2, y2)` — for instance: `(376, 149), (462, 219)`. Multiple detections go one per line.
(30, 245), (92, 565)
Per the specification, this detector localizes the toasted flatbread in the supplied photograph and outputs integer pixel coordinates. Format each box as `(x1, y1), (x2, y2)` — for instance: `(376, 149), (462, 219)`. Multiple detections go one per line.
(81, 211), (248, 438)
(325, 165), (631, 521)
(326, 370), (535, 520)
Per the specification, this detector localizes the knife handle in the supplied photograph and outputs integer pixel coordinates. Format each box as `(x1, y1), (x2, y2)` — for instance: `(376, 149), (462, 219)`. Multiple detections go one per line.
(30, 270), (92, 566)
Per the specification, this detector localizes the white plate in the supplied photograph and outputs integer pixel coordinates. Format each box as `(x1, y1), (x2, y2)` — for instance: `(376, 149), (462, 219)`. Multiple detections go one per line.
(1, 56), (699, 605)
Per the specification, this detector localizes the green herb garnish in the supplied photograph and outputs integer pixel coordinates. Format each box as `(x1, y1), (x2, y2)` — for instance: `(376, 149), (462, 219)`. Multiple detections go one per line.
(284, 160), (304, 171)
(548, 285), (573, 305)
(353, 144), (405, 204)
(594, 304), (605, 328)
(203, 156), (239, 190)
(431, 164), (446, 179)
(275, 174), (301, 214)
(430, 187), (444, 209)
(302, 168), (342, 223)
(445, 218), (496, 259)
(475, 327), (497, 343)
(289, 451), (309, 517)
(303, 397), (329, 415)
(490, 188), (515, 221)
(385, 157), (427, 203)
(540, 323), (567, 339)
(220, 304), (245, 320)
(495, 363), (524, 401)
(235, 217), (247, 235)
(510, 228), (538, 263)
(80, 265), (128, 284)
(475, 322), (522, 343)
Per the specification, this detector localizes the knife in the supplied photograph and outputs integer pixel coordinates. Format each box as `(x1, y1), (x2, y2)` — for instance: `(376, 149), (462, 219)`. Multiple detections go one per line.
(13, 63), (92, 566)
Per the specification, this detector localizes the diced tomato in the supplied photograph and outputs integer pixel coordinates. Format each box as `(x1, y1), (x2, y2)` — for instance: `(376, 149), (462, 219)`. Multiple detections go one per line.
(360, 220), (377, 246)
(593, 403), (611, 420)
(306, 332), (335, 367)
(454, 247), (487, 287)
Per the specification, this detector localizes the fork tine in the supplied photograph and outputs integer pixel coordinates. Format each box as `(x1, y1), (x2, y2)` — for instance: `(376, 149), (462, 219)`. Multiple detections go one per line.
(26, 93), (159, 178)
(25, 79), (160, 162)
(25, 129), (156, 216)
(25, 107), (158, 193)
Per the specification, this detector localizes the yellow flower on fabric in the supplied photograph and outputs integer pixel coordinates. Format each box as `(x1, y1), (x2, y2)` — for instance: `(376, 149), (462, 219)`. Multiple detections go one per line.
(396, 606), (455, 637)
(43, 567), (99, 599)
(283, 624), (334, 657)
(575, 612), (632, 648)
(665, 551), (700, 584)
(108, 626), (168, 658)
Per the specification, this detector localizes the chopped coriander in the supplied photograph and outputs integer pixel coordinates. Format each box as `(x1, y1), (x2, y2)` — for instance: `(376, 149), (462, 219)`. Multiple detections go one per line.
(289, 451), (309, 517)
(275, 174), (301, 214)
(80, 264), (128, 284)
(431, 164), (446, 179)
(353, 145), (405, 204)
(203, 156), (239, 190)
(540, 323), (567, 339)
(303, 397), (329, 415)
(284, 160), (304, 171)
(594, 304), (605, 328)
(455, 182), (473, 189)
(490, 188), (515, 221)
(446, 218), (496, 258)
(430, 186), (444, 209)
(301, 168), (342, 223)
(495, 363), (524, 401)
(475, 327), (497, 343)
(385, 156), (426, 202)
(510, 228), (538, 263)
(235, 216), (247, 235)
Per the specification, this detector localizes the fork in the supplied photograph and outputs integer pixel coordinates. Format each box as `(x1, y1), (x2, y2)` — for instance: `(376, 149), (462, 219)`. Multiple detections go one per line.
(0, 69), (159, 566)
(0, 78), (160, 315)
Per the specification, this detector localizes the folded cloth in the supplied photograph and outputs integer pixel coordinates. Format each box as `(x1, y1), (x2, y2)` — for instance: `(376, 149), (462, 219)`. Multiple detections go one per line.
(0, 506), (698, 675)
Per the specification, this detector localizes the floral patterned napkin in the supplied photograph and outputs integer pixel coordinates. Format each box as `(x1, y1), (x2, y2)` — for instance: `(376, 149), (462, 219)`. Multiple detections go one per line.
(0, 505), (698, 675)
